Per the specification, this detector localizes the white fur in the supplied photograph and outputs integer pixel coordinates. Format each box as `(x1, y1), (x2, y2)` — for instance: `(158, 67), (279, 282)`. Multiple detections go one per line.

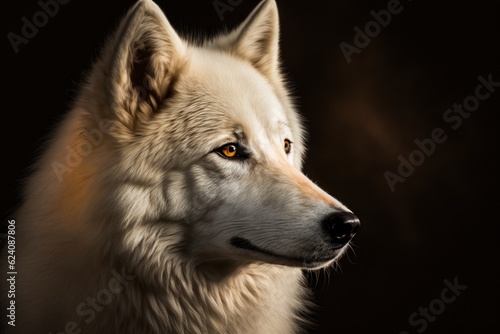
(2, 1), (353, 333)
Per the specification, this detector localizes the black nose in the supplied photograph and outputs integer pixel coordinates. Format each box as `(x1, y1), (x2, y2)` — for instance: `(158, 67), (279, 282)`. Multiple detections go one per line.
(322, 212), (360, 248)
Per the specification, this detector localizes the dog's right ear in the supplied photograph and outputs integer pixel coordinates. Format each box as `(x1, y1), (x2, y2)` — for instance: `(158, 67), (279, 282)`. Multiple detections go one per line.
(209, 0), (280, 83)
(100, 0), (184, 138)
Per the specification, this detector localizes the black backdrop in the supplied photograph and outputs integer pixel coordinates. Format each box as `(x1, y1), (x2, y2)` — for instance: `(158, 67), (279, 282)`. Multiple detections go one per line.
(2, 0), (499, 333)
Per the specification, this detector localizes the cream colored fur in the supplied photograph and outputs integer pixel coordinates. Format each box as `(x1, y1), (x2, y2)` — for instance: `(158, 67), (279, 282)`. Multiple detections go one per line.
(2, 1), (352, 333)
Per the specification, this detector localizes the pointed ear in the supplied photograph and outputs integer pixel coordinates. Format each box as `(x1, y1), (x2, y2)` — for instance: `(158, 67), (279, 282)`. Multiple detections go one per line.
(212, 0), (280, 80)
(103, 0), (184, 136)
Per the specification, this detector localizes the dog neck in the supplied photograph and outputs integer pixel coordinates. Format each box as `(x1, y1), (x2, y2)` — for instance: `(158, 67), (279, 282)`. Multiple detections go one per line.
(106, 258), (308, 334)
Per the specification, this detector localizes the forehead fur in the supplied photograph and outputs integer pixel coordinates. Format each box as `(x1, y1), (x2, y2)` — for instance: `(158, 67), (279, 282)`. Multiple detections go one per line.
(183, 47), (288, 130)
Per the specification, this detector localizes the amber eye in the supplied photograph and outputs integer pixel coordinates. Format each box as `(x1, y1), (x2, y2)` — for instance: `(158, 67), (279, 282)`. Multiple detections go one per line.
(216, 143), (247, 159)
(284, 139), (292, 154)
(221, 144), (238, 158)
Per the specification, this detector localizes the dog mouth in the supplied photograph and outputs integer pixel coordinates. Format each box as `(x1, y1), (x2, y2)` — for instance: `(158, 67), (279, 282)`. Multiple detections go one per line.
(230, 237), (340, 269)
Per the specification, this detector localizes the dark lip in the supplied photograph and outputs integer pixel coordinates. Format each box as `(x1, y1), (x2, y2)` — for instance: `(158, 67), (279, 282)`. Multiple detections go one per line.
(230, 237), (338, 267)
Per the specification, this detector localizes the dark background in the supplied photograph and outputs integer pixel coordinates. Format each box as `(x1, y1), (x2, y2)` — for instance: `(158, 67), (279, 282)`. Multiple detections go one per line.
(2, 0), (499, 333)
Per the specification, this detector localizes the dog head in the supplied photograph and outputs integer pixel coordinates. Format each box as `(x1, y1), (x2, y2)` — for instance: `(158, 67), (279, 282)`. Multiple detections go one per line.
(92, 0), (359, 270)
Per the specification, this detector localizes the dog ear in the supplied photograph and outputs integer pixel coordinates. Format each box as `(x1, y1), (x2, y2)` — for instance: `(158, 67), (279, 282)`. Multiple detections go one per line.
(103, 0), (184, 136)
(212, 0), (280, 81)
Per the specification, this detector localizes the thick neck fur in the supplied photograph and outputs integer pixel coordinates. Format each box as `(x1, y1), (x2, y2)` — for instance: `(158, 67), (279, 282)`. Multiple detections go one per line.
(97, 253), (308, 334)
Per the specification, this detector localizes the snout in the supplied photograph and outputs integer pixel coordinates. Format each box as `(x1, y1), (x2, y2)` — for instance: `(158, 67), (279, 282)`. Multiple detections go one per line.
(322, 212), (360, 248)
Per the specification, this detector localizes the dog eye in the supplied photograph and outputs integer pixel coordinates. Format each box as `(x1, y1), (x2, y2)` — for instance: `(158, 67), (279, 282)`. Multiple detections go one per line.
(284, 139), (292, 154)
(216, 143), (247, 159)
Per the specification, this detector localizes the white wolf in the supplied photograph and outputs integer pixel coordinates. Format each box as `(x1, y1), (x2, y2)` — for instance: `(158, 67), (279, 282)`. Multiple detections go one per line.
(2, 0), (360, 333)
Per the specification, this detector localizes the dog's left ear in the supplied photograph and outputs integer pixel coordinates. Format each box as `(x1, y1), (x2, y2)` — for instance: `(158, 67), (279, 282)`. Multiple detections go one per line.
(101, 0), (184, 137)
(211, 0), (280, 81)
